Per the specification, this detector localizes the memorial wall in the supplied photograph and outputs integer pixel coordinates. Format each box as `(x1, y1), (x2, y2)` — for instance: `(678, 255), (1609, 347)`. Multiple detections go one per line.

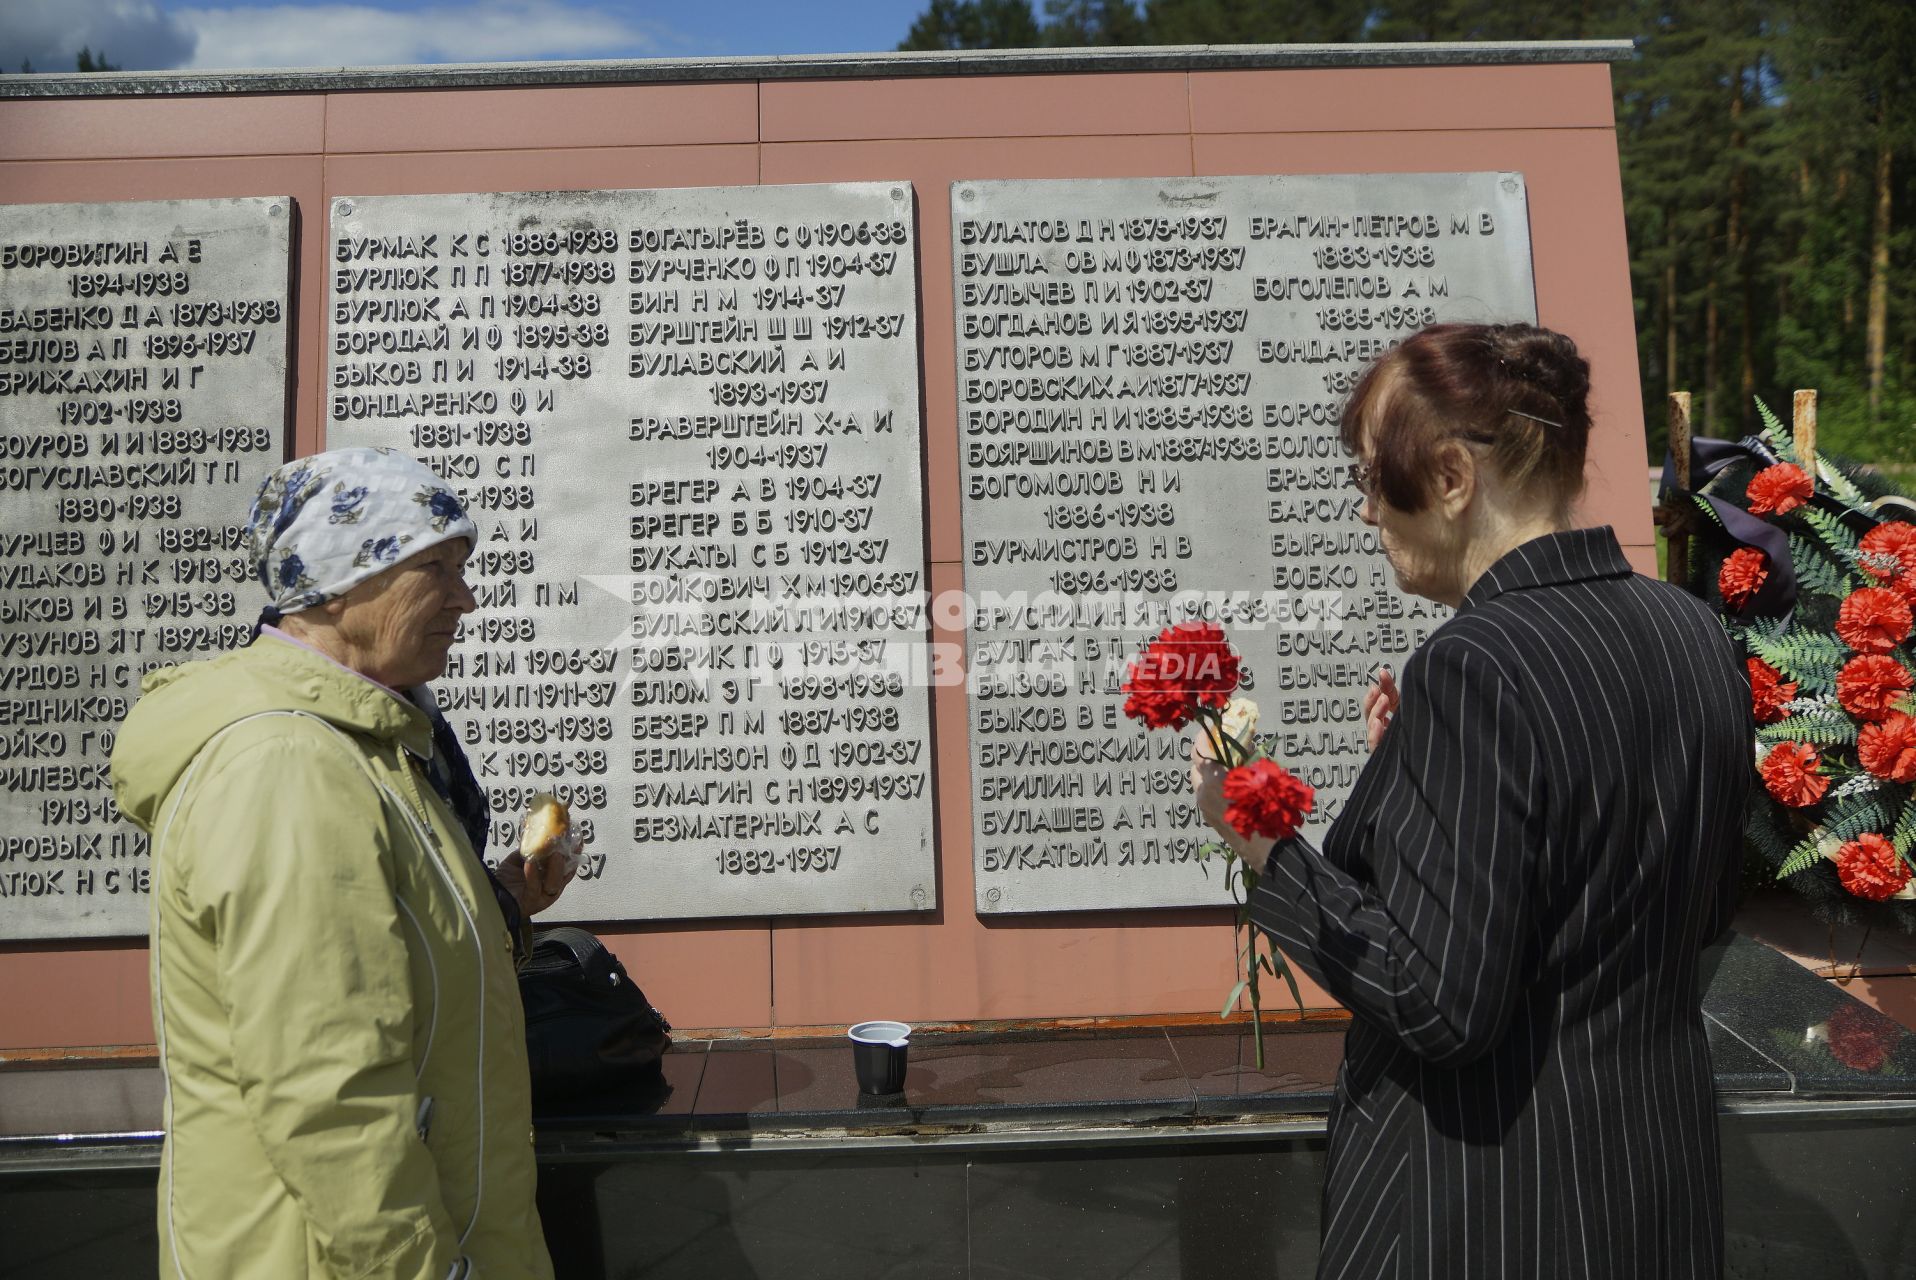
(955, 173), (1533, 913)
(0, 48), (1645, 1042)
(326, 183), (935, 919)
(0, 197), (292, 939)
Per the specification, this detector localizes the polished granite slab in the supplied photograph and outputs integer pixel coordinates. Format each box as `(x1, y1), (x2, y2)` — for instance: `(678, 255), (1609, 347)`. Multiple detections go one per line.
(5, 936), (1915, 1280)
(4, 934), (1914, 1153)
(1700, 932), (1916, 1098)
(533, 932), (1914, 1138)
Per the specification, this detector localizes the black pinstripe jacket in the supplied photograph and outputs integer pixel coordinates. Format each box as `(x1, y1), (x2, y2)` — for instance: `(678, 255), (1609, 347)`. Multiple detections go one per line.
(1252, 527), (1753, 1280)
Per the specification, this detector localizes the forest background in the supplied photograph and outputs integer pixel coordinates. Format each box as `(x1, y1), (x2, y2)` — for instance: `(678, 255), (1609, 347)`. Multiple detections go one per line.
(902, 0), (1916, 466)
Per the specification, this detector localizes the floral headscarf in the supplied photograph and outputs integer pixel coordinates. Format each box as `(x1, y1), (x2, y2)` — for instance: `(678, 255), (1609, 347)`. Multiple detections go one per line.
(245, 446), (478, 614)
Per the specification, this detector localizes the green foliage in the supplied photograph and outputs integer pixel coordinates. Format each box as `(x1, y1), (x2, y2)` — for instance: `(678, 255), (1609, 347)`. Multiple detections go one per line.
(898, 0), (1045, 49)
(1801, 505), (1862, 562)
(894, 0), (1916, 467)
(1045, 0), (1150, 44)
(1892, 793), (1916, 857)
(1778, 835), (1823, 878)
(1744, 620), (1847, 689)
(1789, 533), (1855, 595)
(1779, 796), (1898, 876)
(1757, 707), (1856, 745)
(1145, 0), (1363, 43)
(1756, 398), (1796, 462)
(8, 48), (121, 74)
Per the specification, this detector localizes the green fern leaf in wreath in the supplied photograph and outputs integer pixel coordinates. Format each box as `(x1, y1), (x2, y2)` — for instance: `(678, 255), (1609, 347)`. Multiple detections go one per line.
(1894, 794), (1916, 858)
(1778, 798), (1897, 878)
(1755, 398), (1792, 460)
(1788, 534), (1854, 597)
(1802, 507), (1862, 562)
(1689, 493), (1728, 535)
(1758, 713), (1857, 746)
(1751, 624), (1845, 668)
(1745, 628), (1846, 690)
(1817, 454), (1871, 509)
(1778, 834), (1826, 878)
(1826, 797), (1895, 845)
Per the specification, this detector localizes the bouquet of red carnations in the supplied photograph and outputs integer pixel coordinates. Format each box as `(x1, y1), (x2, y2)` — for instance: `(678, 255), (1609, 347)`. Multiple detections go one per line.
(1119, 619), (1316, 1066)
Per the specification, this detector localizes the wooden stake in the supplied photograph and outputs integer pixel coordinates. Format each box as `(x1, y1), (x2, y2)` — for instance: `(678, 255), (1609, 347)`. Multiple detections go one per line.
(1793, 389), (1818, 480)
(1666, 391), (1693, 588)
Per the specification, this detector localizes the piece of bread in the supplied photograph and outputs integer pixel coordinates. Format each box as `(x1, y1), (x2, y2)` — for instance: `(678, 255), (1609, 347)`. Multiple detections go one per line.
(519, 792), (570, 866)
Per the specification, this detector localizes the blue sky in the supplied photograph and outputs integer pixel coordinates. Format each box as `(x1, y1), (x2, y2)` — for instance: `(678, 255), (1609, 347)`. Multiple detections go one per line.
(1, 0), (933, 72)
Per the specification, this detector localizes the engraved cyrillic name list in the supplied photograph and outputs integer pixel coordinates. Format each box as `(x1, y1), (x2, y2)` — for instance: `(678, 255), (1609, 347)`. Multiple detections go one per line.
(955, 175), (1536, 913)
(327, 184), (934, 920)
(0, 197), (293, 939)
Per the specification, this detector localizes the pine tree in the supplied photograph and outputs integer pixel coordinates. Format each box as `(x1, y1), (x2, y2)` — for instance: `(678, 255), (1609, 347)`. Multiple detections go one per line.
(899, 0), (1045, 49)
(1043, 0), (1150, 44)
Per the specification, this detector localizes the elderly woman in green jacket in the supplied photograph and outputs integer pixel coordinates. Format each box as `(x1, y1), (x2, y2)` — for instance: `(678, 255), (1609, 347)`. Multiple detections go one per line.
(113, 448), (573, 1280)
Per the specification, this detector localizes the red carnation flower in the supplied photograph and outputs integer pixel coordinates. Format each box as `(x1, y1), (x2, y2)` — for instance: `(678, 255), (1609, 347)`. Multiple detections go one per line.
(1836, 587), (1914, 655)
(1859, 521), (1916, 602)
(1718, 547), (1769, 612)
(1836, 654), (1914, 722)
(1827, 1001), (1898, 1072)
(1746, 462), (1814, 515)
(1834, 831), (1911, 902)
(1120, 620), (1241, 731)
(1760, 742), (1827, 808)
(1858, 712), (1916, 783)
(1748, 657), (1797, 725)
(1220, 758), (1316, 842)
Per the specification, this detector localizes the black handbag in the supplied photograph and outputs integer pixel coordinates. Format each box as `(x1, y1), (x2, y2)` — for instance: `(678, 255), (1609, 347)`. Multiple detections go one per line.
(518, 926), (672, 1108)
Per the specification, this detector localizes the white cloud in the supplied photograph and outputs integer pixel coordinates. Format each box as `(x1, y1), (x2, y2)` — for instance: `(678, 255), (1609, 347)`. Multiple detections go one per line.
(0, 0), (198, 72)
(175, 0), (666, 71)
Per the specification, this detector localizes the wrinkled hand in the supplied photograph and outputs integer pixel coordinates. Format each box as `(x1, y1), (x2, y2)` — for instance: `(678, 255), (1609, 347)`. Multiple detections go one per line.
(1188, 738), (1273, 863)
(1362, 665), (1399, 752)
(495, 828), (582, 917)
(1190, 738), (1231, 837)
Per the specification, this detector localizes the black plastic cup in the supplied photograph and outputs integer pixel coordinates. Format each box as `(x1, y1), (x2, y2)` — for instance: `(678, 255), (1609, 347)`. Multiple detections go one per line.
(848, 1021), (910, 1094)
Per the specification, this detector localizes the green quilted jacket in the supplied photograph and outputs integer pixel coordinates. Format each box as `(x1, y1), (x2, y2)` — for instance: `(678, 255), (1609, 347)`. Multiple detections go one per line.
(113, 635), (553, 1280)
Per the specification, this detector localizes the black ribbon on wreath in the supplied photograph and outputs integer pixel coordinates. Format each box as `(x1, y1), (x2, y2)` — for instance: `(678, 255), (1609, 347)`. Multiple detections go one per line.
(1655, 434), (1816, 620)
(1661, 434), (1890, 620)
(1660, 434), (1798, 620)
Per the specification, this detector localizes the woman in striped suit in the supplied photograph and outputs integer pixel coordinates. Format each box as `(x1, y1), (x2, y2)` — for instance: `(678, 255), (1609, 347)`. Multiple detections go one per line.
(1192, 323), (1753, 1279)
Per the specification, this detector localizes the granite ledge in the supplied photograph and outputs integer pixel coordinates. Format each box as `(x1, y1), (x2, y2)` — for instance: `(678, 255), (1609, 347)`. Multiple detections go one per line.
(2, 934), (1911, 1162)
(0, 42), (1636, 100)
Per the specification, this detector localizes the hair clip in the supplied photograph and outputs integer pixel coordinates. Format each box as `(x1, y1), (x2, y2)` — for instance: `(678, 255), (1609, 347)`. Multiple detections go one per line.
(1508, 408), (1565, 429)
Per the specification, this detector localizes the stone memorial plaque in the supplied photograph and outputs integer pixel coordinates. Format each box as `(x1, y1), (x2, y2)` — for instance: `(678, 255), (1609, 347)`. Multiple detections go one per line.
(327, 183), (933, 919)
(0, 197), (294, 939)
(955, 173), (1536, 913)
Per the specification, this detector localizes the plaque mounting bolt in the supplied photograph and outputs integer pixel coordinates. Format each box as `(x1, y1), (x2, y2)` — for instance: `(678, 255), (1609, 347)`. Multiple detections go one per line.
(1501, 176), (1518, 193)
(337, 200), (354, 217)
(910, 886), (927, 906)
(891, 187), (904, 202)
(959, 188), (973, 202)
(268, 203), (284, 217)
(985, 886), (1001, 904)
